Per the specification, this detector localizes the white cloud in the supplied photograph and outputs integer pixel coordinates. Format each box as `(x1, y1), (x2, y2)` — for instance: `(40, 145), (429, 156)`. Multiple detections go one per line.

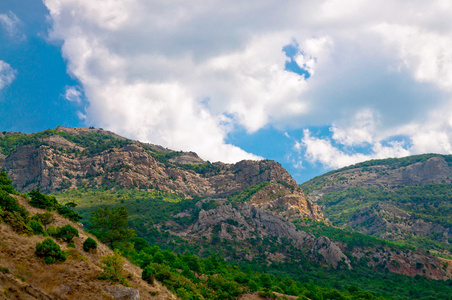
(374, 23), (452, 90)
(0, 11), (25, 40)
(297, 128), (411, 169)
(0, 61), (16, 91)
(43, 0), (452, 167)
(331, 109), (376, 146)
(64, 86), (83, 103)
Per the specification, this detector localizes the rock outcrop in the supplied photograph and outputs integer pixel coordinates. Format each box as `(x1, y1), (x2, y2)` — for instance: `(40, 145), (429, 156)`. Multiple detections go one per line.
(311, 236), (351, 269)
(171, 200), (347, 268)
(304, 155), (452, 197)
(347, 203), (452, 242)
(1, 127), (324, 222)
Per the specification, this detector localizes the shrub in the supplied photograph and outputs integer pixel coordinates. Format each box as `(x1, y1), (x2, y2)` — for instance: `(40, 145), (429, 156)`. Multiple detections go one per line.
(28, 220), (45, 235)
(99, 249), (127, 284)
(35, 238), (66, 264)
(4, 211), (32, 235)
(46, 225), (58, 237)
(0, 190), (28, 219)
(83, 237), (98, 253)
(29, 188), (58, 210)
(0, 171), (16, 194)
(142, 265), (157, 284)
(55, 224), (79, 243)
(57, 205), (82, 222)
(31, 212), (55, 229)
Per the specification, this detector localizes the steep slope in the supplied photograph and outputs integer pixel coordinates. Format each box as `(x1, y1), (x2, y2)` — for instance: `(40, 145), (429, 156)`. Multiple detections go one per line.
(0, 194), (176, 300)
(0, 127), (322, 222)
(302, 154), (452, 254)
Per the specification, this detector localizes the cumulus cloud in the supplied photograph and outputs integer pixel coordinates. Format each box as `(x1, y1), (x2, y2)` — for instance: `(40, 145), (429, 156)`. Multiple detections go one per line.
(42, 0), (452, 167)
(0, 61), (16, 91)
(0, 11), (25, 40)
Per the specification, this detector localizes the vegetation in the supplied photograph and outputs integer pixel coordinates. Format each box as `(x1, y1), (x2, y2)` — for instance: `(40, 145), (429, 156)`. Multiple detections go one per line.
(55, 224), (79, 244)
(292, 219), (411, 251)
(89, 206), (136, 249)
(35, 238), (66, 264)
(310, 185), (452, 252)
(29, 188), (82, 222)
(228, 181), (270, 203)
(28, 219), (45, 235)
(99, 249), (128, 284)
(31, 211), (55, 229)
(83, 237), (98, 253)
(0, 171), (18, 194)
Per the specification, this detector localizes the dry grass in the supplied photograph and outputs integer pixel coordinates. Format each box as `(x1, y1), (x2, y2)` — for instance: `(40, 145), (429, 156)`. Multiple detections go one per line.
(0, 194), (178, 300)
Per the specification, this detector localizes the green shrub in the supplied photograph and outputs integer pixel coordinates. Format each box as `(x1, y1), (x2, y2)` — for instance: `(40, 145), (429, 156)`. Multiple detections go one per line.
(29, 188), (59, 210)
(55, 224), (79, 243)
(142, 265), (157, 284)
(35, 238), (66, 264)
(83, 237), (98, 253)
(46, 225), (58, 237)
(4, 211), (32, 235)
(57, 205), (82, 222)
(28, 220), (45, 235)
(99, 249), (127, 284)
(0, 190), (28, 219)
(31, 212), (55, 230)
(0, 171), (16, 194)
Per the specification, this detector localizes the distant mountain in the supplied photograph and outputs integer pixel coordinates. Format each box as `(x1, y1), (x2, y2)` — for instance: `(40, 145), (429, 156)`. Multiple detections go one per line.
(302, 154), (452, 255)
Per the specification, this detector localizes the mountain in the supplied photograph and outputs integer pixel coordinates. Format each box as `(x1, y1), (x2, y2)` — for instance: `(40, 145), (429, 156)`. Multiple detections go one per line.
(302, 154), (452, 255)
(0, 126), (322, 222)
(2, 128), (452, 299)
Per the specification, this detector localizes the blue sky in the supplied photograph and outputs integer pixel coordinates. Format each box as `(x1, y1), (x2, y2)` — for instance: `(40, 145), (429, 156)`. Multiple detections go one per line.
(1, 1), (452, 183)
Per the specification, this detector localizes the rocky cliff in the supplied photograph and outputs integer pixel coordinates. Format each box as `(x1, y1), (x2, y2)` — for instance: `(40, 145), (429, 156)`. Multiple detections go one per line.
(301, 154), (452, 267)
(303, 154), (452, 196)
(0, 127), (323, 222)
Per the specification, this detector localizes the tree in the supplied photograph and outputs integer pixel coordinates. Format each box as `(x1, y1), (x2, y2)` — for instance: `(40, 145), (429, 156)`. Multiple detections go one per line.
(0, 171), (16, 194)
(29, 188), (58, 210)
(31, 211), (55, 229)
(55, 224), (79, 244)
(90, 206), (135, 249)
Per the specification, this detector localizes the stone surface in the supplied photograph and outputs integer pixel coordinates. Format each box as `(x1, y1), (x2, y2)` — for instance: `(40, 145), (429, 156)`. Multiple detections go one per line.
(311, 236), (351, 269)
(1, 129), (324, 221)
(106, 286), (140, 300)
(347, 203), (452, 242)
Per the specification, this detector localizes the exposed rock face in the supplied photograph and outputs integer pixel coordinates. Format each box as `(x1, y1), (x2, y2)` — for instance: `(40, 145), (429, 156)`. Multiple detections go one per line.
(347, 203), (451, 241)
(312, 236), (351, 269)
(305, 156), (452, 197)
(169, 152), (204, 165)
(350, 246), (450, 280)
(106, 286), (140, 300)
(190, 202), (316, 248)
(1, 128), (323, 222)
(172, 201), (347, 268)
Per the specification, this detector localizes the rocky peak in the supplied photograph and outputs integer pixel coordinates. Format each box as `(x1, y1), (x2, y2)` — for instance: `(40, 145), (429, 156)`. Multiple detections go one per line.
(1, 127), (324, 223)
